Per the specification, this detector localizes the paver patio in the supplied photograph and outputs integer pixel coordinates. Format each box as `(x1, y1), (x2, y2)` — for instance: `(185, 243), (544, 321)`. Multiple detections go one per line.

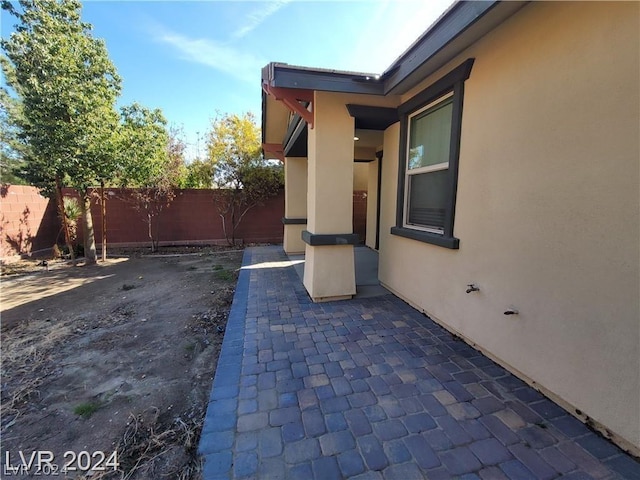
(199, 246), (640, 479)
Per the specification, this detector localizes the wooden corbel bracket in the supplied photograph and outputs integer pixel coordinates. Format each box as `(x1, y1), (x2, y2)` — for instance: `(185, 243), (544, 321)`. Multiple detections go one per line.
(262, 83), (314, 128)
(262, 142), (285, 162)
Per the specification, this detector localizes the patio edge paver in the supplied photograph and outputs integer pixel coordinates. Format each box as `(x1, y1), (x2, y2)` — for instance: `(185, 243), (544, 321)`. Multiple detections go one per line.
(199, 248), (252, 478)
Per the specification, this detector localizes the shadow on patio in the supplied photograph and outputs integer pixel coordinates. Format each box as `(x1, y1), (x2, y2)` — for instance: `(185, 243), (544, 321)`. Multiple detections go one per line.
(287, 245), (390, 300)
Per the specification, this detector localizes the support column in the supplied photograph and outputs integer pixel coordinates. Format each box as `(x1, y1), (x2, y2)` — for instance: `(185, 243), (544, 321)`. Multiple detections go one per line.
(365, 158), (379, 250)
(282, 156), (308, 254)
(303, 91), (357, 302)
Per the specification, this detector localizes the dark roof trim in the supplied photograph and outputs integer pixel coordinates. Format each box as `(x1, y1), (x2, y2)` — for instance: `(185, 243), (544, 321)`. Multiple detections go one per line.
(264, 62), (379, 80)
(261, 89), (268, 147)
(346, 105), (399, 130)
(262, 63), (384, 96)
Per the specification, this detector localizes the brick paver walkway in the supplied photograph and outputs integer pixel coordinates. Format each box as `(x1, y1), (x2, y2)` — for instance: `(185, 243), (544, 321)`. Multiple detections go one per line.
(199, 246), (639, 479)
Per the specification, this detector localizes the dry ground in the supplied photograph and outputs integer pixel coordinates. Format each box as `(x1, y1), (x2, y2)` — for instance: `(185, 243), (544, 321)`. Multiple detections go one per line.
(1, 247), (243, 479)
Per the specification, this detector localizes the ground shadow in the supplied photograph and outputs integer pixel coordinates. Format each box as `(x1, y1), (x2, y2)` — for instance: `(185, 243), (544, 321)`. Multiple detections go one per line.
(1, 258), (138, 331)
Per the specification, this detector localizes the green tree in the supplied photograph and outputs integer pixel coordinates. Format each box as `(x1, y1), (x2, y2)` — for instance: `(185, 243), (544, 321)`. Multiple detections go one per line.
(117, 104), (182, 252)
(167, 125), (189, 189)
(207, 112), (283, 244)
(118, 104), (168, 185)
(0, 89), (28, 184)
(184, 157), (214, 188)
(182, 129), (213, 188)
(1, 0), (121, 264)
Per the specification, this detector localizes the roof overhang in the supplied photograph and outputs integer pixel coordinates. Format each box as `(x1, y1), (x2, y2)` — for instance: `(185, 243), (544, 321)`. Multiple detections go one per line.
(261, 1), (529, 158)
(262, 63), (385, 96)
(381, 1), (528, 95)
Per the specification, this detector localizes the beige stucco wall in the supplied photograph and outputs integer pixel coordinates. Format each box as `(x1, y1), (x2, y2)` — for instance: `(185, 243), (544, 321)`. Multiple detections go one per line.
(304, 91), (356, 300)
(379, 1), (640, 450)
(283, 224), (306, 254)
(283, 157), (308, 253)
(365, 159), (379, 250)
(307, 91), (355, 234)
(284, 157), (308, 219)
(353, 162), (369, 191)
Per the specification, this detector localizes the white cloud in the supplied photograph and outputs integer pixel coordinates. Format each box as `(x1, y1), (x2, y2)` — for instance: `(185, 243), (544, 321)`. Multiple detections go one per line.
(148, 0), (292, 86)
(156, 31), (265, 84)
(233, 0), (292, 40)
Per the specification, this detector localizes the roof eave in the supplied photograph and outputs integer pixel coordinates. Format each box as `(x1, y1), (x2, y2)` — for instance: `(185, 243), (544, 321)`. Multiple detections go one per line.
(261, 0), (530, 153)
(382, 1), (529, 95)
(262, 63), (385, 96)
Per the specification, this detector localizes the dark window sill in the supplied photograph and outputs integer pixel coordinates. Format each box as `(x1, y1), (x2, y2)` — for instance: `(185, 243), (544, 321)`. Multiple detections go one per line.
(390, 226), (459, 249)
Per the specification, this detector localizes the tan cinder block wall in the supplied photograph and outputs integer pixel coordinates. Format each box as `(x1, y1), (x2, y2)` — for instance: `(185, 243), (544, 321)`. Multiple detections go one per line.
(379, 1), (640, 451)
(0, 185), (59, 258)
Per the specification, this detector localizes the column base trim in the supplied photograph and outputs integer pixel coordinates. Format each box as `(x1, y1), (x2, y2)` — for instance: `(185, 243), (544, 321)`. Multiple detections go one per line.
(302, 231), (360, 246)
(310, 294), (353, 303)
(282, 217), (308, 225)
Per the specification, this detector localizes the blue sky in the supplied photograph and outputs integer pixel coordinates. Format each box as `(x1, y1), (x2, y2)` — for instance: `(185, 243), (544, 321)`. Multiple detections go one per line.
(2, 0), (454, 159)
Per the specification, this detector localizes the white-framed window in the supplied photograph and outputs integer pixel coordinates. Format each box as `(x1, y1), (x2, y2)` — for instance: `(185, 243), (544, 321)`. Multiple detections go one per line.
(404, 92), (454, 234)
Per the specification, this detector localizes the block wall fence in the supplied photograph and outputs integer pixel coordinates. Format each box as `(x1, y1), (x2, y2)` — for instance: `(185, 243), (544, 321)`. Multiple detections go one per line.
(0, 185), (60, 258)
(1, 185), (368, 259)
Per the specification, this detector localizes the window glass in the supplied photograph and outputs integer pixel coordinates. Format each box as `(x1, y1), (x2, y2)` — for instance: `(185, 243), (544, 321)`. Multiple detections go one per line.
(407, 99), (453, 170)
(407, 170), (448, 231)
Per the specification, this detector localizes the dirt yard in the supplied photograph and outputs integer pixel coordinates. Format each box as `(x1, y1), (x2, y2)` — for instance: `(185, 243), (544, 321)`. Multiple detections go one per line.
(1, 247), (244, 479)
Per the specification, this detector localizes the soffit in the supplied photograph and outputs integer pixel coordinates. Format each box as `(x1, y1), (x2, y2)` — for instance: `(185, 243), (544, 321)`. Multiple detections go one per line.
(354, 129), (384, 150)
(346, 104), (399, 130)
(262, 91), (290, 146)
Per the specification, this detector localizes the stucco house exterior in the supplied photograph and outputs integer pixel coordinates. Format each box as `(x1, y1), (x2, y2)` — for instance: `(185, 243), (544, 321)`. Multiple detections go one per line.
(261, 1), (639, 456)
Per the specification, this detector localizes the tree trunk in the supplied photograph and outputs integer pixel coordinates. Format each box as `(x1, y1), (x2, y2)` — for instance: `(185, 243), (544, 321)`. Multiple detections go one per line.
(219, 213), (229, 245)
(154, 209), (161, 252)
(55, 177), (76, 266)
(230, 189), (238, 246)
(101, 181), (107, 262)
(147, 212), (155, 252)
(216, 191), (234, 245)
(80, 192), (97, 264)
(231, 207), (236, 245)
